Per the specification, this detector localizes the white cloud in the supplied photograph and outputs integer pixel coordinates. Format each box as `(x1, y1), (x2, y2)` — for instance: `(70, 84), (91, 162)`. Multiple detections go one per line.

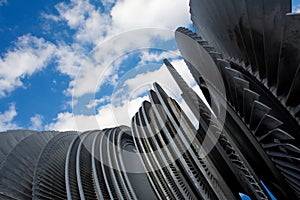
(54, 44), (84, 78)
(86, 96), (110, 109)
(29, 114), (43, 130)
(0, 103), (19, 131)
(45, 112), (77, 131)
(55, 0), (94, 29)
(41, 0), (191, 98)
(75, 10), (110, 44)
(40, 12), (61, 21)
(45, 95), (148, 131)
(50, 0), (190, 43)
(139, 50), (181, 65)
(111, 0), (190, 31)
(69, 28), (177, 97)
(0, 35), (55, 97)
(67, 57), (114, 96)
(0, 0), (191, 99)
(0, 0), (194, 132)
(50, 0), (111, 45)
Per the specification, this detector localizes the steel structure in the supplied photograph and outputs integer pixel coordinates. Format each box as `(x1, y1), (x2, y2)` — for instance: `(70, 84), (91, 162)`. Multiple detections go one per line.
(0, 0), (299, 199)
(174, 0), (300, 199)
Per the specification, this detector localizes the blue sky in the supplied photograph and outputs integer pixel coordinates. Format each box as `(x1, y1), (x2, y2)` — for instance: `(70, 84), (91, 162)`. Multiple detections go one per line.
(0, 0), (299, 132)
(0, 0), (193, 131)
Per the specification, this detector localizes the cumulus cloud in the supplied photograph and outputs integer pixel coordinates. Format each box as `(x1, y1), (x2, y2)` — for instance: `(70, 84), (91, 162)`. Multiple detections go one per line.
(42, 0), (191, 98)
(111, 0), (190, 31)
(54, 44), (84, 78)
(0, 103), (19, 131)
(139, 50), (181, 65)
(29, 114), (43, 130)
(55, 0), (95, 29)
(0, 35), (55, 97)
(68, 28), (177, 97)
(47, 0), (111, 45)
(45, 112), (77, 131)
(45, 95), (149, 131)
(1, 0), (194, 132)
(86, 96), (110, 109)
(75, 10), (111, 44)
(1, 0), (191, 98)
(50, 0), (190, 42)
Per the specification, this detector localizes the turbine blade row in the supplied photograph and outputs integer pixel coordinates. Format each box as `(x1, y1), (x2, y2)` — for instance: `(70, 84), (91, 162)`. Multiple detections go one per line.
(175, 23), (300, 198)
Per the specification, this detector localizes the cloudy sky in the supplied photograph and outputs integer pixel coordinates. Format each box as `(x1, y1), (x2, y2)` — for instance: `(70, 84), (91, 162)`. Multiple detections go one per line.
(0, 0), (299, 132)
(0, 0), (195, 131)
